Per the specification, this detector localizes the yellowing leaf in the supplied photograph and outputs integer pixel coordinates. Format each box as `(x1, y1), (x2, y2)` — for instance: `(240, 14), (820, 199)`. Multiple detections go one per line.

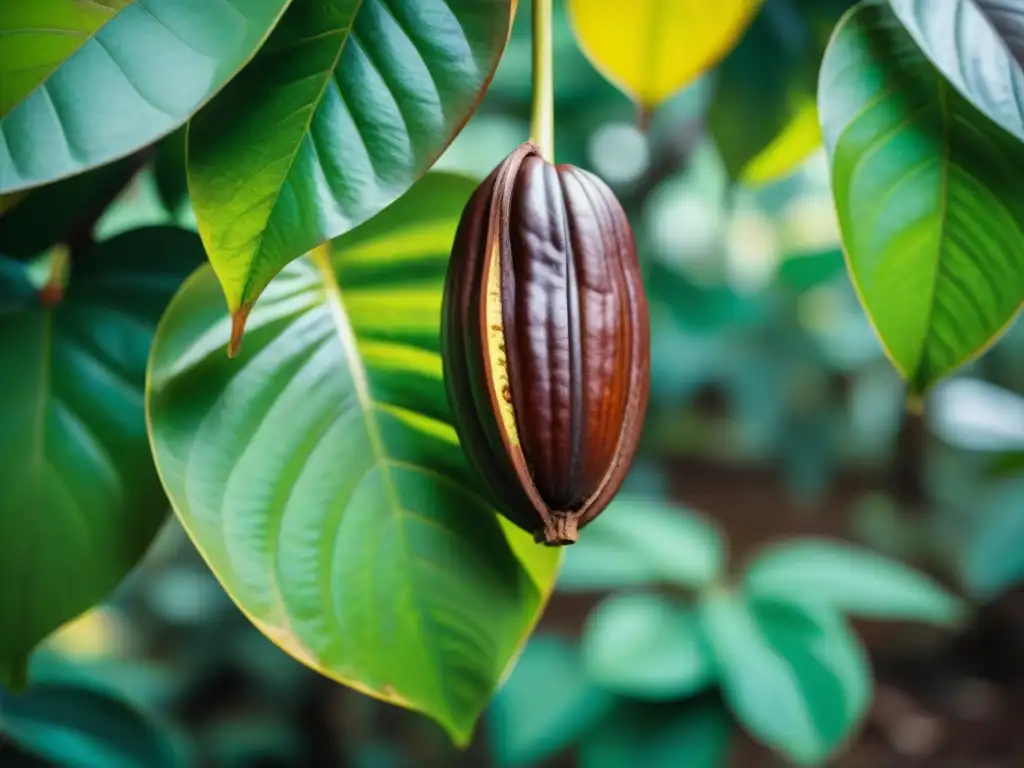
(741, 99), (822, 185)
(568, 0), (762, 110)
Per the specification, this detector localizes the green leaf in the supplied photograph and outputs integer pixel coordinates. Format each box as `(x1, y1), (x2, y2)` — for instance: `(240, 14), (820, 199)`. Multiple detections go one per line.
(579, 698), (732, 768)
(582, 593), (715, 701)
(0, 0), (293, 193)
(0, 227), (203, 686)
(744, 538), (965, 625)
(556, 496), (725, 592)
(888, 0), (1024, 142)
(708, 0), (822, 184)
(186, 0), (514, 323)
(146, 172), (561, 745)
(489, 636), (615, 767)
(699, 591), (870, 766)
(963, 477), (1024, 599)
(0, 683), (183, 768)
(818, 0), (1024, 396)
(0, 157), (141, 260)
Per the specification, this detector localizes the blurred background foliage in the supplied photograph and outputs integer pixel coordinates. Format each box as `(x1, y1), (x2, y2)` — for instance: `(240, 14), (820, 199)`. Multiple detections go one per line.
(4, 0), (1024, 766)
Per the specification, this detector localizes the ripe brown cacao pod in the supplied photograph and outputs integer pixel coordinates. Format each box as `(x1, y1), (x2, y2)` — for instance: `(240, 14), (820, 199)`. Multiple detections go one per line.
(441, 142), (650, 546)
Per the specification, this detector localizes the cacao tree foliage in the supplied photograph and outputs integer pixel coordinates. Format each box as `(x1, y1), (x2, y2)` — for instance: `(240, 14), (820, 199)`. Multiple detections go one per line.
(1, 0), (1023, 765)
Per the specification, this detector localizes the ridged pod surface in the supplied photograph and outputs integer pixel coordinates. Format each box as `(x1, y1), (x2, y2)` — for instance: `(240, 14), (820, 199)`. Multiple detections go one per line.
(442, 142), (650, 546)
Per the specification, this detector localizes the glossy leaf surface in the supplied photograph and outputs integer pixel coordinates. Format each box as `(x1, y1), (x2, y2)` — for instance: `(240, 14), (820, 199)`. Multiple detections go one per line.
(146, 173), (561, 744)
(0, 683), (183, 768)
(582, 593), (715, 700)
(567, 0), (762, 111)
(0, 228), (203, 687)
(556, 496), (725, 592)
(699, 592), (870, 766)
(0, 0), (293, 193)
(744, 539), (965, 625)
(819, 0), (1024, 395)
(888, 0), (1024, 141)
(187, 0), (514, 319)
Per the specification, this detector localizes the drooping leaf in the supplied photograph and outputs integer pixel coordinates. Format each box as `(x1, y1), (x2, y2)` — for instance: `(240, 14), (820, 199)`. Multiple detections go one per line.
(0, 227), (203, 690)
(581, 593), (715, 701)
(489, 636), (615, 767)
(567, 0), (762, 113)
(708, 0), (822, 184)
(186, 0), (515, 328)
(146, 173), (561, 745)
(0, 683), (184, 768)
(744, 538), (965, 625)
(0, 0), (294, 193)
(962, 477), (1024, 599)
(699, 591), (870, 766)
(579, 698), (732, 768)
(819, 0), (1024, 396)
(0, 157), (141, 260)
(556, 496), (725, 592)
(888, 0), (1024, 142)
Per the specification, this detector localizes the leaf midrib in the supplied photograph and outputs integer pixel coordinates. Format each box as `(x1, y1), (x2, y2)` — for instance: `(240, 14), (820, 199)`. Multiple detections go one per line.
(236, 2), (363, 308)
(914, 77), (952, 387)
(308, 243), (454, 725)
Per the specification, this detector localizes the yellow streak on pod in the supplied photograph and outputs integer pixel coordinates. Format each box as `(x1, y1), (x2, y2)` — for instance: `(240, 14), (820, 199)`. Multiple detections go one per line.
(484, 239), (520, 449)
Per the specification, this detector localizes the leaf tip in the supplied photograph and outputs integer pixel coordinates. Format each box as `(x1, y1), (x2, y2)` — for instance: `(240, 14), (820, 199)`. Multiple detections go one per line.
(228, 303), (253, 358)
(444, 721), (476, 751)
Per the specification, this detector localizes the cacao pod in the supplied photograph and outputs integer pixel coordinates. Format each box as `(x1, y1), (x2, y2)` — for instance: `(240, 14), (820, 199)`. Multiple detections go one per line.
(441, 142), (650, 546)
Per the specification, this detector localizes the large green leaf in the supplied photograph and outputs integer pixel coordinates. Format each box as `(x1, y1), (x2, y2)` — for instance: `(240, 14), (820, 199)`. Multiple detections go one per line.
(579, 699), (732, 768)
(146, 172), (561, 744)
(0, 1), (293, 193)
(556, 496), (726, 592)
(488, 636), (615, 767)
(699, 591), (870, 766)
(743, 539), (965, 625)
(581, 593), (715, 701)
(0, 227), (203, 688)
(0, 683), (183, 768)
(888, 0), (1024, 141)
(186, 0), (514, 330)
(819, 0), (1024, 396)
